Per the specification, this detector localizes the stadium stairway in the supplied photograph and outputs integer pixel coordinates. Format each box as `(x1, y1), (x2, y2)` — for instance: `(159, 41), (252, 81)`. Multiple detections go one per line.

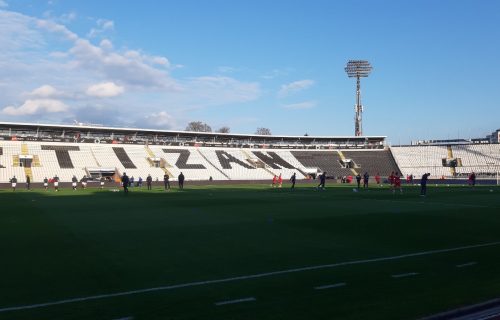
(21, 143), (29, 155)
(337, 150), (358, 175)
(447, 145), (456, 176)
(24, 167), (33, 181)
(240, 149), (276, 177)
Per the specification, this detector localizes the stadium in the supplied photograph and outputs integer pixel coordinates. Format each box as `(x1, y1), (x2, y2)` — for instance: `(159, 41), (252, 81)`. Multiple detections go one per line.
(1, 118), (500, 320)
(2, 2), (500, 320)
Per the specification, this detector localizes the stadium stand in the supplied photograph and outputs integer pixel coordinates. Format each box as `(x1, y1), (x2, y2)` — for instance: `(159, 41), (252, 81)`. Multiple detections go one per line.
(1, 122), (499, 183)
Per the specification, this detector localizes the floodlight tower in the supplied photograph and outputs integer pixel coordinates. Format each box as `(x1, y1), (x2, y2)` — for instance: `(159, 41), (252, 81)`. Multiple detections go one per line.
(345, 60), (372, 136)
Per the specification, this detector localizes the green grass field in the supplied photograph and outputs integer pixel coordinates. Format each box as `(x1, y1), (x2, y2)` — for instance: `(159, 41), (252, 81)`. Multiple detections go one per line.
(1, 183), (500, 320)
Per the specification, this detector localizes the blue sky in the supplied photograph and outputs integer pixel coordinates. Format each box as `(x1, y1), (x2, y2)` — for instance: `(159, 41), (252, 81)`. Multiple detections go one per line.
(0, 0), (499, 144)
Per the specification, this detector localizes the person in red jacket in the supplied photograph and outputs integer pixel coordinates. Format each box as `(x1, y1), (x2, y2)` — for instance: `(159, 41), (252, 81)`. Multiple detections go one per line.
(278, 174), (283, 188)
(392, 172), (402, 194)
(389, 171), (395, 186)
(375, 173), (381, 185)
(272, 175), (277, 188)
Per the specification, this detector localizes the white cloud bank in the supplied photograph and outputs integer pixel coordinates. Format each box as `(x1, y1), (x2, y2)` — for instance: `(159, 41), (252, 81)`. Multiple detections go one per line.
(86, 82), (124, 98)
(3, 99), (68, 115)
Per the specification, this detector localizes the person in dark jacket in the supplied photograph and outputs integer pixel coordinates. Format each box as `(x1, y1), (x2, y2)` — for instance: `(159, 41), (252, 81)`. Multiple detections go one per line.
(355, 173), (362, 190)
(317, 172), (327, 190)
(290, 172), (296, 189)
(178, 172), (185, 189)
(363, 172), (369, 189)
(146, 174), (153, 190)
(420, 173), (430, 196)
(26, 175), (31, 190)
(121, 172), (130, 194)
(163, 173), (171, 191)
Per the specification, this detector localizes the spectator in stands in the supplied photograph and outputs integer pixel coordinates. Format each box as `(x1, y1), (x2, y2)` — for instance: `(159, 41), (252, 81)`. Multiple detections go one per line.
(317, 172), (327, 190)
(272, 175), (277, 188)
(375, 173), (381, 185)
(26, 175), (31, 190)
(53, 175), (60, 192)
(121, 172), (130, 194)
(100, 176), (105, 189)
(393, 172), (402, 194)
(10, 176), (17, 191)
(164, 173), (171, 191)
(71, 175), (78, 191)
(278, 174), (283, 188)
(43, 177), (48, 191)
(290, 172), (296, 189)
(363, 172), (369, 189)
(178, 172), (185, 189)
(146, 174), (153, 190)
(355, 173), (361, 190)
(420, 173), (430, 196)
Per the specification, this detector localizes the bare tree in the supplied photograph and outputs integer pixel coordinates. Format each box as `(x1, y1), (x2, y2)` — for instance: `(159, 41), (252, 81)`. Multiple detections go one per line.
(255, 127), (272, 135)
(216, 126), (230, 133)
(185, 121), (212, 132)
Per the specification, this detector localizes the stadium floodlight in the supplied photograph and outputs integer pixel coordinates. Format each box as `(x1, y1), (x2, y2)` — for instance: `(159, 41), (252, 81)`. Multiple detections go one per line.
(345, 60), (372, 136)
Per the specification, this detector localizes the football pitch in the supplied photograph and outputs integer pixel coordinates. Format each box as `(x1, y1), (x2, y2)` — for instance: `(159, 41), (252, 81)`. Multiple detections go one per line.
(1, 183), (499, 320)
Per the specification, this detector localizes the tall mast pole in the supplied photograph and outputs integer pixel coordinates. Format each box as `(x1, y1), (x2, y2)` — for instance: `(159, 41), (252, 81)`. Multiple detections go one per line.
(345, 60), (372, 137)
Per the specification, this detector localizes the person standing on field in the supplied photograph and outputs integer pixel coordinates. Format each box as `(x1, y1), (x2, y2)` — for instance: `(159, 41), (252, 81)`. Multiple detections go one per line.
(146, 174), (153, 190)
(178, 172), (185, 189)
(10, 176), (17, 191)
(121, 172), (130, 194)
(290, 172), (296, 190)
(164, 173), (171, 191)
(420, 173), (430, 196)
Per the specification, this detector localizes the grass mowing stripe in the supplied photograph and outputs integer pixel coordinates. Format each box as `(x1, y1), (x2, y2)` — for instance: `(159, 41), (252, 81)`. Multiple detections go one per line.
(1, 241), (499, 314)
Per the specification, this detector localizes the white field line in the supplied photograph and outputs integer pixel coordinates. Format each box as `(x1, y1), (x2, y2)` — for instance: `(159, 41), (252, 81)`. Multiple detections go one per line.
(456, 262), (477, 268)
(1, 241), (500, 313)
(314, 282), (346, 290)
(112, 317), (134, 320)
(391, 272), (419, 278)
(214, 297), (256, 306)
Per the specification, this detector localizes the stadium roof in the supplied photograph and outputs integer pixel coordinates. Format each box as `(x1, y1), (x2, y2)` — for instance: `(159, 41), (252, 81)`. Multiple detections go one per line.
(0, 121), (386, 142)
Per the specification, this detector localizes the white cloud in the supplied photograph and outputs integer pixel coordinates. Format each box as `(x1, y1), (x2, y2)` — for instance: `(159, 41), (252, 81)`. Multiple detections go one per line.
(141, 111), (175, 129)
(88, 19), (114, 38)
(0, 0), (8, 8)
(278, 79), (315, 97)
(99, 39), (113, 50)
(69, 39), (177, 89)
(29, 85), (62, 98)
(283, 101), (317, 110)
(2, 99), (68, 115)
(86, 82), (124, 98)
(35, 18), (78, 41)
